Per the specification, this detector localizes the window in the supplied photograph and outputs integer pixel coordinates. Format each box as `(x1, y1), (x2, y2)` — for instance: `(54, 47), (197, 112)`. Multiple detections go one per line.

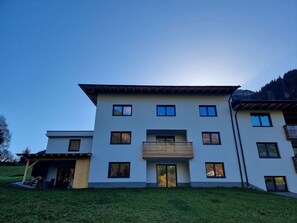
(68, 139), (80, 151)
(199, 105), (217, 117)
(257, 143), (280, 158)
(108, 162), (130, 178)
(157, 105), (176, 116)
(202, 132), (221, 145)
(113, 105), (132, 116)
(110, 132), (131, 144)
(264, 176), (287, 192)
(156, 136), (175, 143)
(250, 113), (272, 127)
(205, 163), (225, 178)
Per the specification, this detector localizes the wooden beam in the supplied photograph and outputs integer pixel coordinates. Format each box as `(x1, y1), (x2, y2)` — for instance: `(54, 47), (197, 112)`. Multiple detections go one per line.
(28, 161), (39, 169)
(22, 160), (30, 183)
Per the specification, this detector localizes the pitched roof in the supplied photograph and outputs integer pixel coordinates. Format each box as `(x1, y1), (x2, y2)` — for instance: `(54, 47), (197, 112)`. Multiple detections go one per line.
(79, 84), (240, 105)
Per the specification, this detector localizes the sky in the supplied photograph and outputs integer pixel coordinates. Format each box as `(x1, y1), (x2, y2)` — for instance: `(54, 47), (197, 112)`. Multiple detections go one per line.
(1, 0), (297, 155)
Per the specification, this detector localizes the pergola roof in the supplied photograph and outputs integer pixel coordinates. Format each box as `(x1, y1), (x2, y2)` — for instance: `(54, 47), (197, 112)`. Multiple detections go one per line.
(79, 84), (240, 105)
(232, 100), (297, 111)
(16, 153), (92, 161)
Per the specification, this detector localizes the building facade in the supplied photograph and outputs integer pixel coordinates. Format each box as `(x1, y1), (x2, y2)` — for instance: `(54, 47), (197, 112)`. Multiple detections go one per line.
(19, 85), (297, 193)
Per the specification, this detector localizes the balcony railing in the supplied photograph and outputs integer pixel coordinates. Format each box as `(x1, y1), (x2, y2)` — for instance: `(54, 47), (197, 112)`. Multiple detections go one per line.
(142, 142), (194, 159)
(284, 125), (297, 140)
(292, 155), (297, 173)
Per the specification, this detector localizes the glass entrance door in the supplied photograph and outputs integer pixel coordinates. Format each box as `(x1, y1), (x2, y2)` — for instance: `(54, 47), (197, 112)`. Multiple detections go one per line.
(157, 164), (177, 187)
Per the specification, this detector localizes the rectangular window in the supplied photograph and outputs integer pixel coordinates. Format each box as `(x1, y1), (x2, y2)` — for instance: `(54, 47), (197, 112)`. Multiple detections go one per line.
(199, 105), (217, 117)
(108, 162), (130, 178)
(250, 113), (272, 127)
(156, 105), (176, 116)
(202, 132), (221, 145)
(156, 136), (175, 143)
(257, 143), (280, 158)
(264, 176), (287, 192)
(110, 132), (131, 144)
(68, 139), (80, 151)
(205, 163), (225, 178)
(113, 105), (132, 116)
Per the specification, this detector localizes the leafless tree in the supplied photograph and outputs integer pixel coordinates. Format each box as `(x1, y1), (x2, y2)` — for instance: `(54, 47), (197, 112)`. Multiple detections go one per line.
(0, 115), (13, 162)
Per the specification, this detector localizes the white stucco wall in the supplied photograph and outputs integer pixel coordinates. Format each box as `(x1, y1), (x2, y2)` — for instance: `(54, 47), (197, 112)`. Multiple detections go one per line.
(88, 93), (242, 186)
(45, 131), (93, 154)
(236, 110), (297, 193)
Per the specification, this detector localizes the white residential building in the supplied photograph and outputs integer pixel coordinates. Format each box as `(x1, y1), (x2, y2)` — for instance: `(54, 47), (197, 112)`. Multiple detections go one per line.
(19, 85), (297, 193)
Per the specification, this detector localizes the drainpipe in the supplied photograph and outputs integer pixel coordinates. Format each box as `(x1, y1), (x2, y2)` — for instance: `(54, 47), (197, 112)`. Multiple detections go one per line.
(234, 106), (249, 187)
(228, 95), (244, 188)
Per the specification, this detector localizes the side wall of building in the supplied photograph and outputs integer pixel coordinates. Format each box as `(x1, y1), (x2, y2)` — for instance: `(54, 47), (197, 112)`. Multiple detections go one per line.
(236, 110), (297, 193)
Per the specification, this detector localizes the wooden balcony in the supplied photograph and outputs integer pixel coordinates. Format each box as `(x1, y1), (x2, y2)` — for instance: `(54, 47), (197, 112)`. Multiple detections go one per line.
(292, 155), (297, 173)
(142, 142), (194, 159)
(284, 125), (297, 140)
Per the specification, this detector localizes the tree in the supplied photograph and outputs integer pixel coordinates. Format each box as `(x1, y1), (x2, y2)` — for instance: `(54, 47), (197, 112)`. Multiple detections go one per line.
(0, 115), (13, 162)
(19, 147), (30, 164)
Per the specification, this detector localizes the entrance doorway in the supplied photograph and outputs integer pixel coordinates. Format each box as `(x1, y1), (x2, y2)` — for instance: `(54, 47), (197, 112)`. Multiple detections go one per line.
(157, 164), (177, 187)
(56, 167), (75, 188)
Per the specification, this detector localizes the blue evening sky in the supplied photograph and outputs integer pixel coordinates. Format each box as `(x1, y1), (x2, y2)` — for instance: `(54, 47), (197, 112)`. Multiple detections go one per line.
(1, 0), (296, 154)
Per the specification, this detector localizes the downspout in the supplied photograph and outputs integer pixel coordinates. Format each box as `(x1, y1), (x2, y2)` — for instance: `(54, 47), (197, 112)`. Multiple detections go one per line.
(228, 95), (244, 188)
(234, 105), (250, 187)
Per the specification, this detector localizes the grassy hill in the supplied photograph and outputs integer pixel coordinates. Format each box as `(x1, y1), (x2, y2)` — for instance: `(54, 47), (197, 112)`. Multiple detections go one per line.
(1, 165), (297, 223)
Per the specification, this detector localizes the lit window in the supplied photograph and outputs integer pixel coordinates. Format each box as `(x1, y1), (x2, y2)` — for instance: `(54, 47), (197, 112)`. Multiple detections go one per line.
(199, 106), (217, 117)
(257, 143), (280, 158)
(205, 163), (225, 178)
(68, 139), (80, 151)
(110, 132), (131, 144)
(202, 132), (221, 145)
(113, 105), (132, 116)
(250, 113), (272, 127)
(157, 105), (176, 116)
(108, 162), (130, 178)
(264, 176), (287, 192)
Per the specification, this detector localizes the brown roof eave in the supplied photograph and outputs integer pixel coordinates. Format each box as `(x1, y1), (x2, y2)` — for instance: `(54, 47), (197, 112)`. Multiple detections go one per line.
(79, 84), (240, 106)
(232, 100), (297, 111)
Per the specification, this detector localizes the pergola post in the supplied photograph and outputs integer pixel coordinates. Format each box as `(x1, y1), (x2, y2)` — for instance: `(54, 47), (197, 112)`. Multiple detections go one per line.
(22, 159), (30, 183)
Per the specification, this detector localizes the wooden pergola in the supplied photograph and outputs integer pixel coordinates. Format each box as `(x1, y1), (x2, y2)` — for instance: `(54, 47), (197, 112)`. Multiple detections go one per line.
(16, 153), (92, 189)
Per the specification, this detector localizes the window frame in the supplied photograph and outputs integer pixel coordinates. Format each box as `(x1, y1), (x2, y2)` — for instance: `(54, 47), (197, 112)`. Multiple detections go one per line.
(199, 105), (217, 117)
(68, 139), (81, 151)
(257, 142), (280, 158)
(108, 162), (130, 178)
(156, 105), (176, 116)
(156, 136), (175, 143)
(110, 131), (131, 144)
(205, 162), (226, 178)
(202, 132), (221, 145)
(264, 176), (288, 192)
(112, 105), (132, 116)
(250, 113), (272, 127)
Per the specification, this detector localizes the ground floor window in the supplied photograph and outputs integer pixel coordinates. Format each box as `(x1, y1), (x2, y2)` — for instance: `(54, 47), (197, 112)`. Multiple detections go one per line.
(264, 176), (287, 192)
(108, 162), (130, 178)
(205, 162), (225, 178)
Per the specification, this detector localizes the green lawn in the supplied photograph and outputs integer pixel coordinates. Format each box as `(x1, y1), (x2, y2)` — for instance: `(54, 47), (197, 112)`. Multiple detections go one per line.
(1, 166), (297, 223)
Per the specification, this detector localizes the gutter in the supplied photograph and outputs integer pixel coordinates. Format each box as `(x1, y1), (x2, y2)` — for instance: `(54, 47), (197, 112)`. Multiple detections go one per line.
(228, 95), (244, 187)
(234, 102), (249, 187)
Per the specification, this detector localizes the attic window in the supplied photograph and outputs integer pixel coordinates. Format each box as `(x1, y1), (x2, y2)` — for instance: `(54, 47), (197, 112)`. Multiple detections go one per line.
(68, 139), (81, 151)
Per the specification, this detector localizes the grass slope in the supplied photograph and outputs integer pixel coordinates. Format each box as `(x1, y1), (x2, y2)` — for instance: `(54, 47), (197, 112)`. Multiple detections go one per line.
(0, 166), (297, 223)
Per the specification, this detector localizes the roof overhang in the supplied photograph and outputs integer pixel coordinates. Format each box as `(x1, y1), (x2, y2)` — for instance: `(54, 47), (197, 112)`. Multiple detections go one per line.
(79, 84), (240, 106)
(16, 153), (92, 161)
(232, 100), (297, 111)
